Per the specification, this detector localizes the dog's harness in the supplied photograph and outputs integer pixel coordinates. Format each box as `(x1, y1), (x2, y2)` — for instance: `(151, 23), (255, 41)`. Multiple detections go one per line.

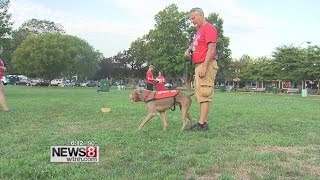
(143, 90), (152, 102)
(143, 90), (180, 111)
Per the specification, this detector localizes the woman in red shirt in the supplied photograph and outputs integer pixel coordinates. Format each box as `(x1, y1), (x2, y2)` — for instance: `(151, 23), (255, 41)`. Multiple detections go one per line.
(155, 71), (166, 91)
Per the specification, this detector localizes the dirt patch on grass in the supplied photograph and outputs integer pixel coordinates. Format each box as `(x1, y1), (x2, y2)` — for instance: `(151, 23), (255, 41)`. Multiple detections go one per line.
(53, 122), (82, 138)
(194, 161), (269, 179)
(197, 146), (320, 179)
(67, 123), (80, 132)
(197, 174), (220, 180)
(254, 145), (320, 177)
(303, 165), (320, 176)
(255, 146), (307, 155)
(184, 165), (220, 180)
(234, 161), (268, 179)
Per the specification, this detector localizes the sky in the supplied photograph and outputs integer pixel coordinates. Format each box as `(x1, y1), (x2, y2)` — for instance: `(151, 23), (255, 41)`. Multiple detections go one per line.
(8, 0), (320, 59)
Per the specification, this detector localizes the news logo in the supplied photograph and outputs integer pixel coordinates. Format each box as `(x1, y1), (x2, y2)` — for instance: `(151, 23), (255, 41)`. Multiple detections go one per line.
(51, 146), (99, 162)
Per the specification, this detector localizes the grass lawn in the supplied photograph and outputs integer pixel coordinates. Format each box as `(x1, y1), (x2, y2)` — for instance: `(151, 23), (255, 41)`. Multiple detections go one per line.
(1, 86), (320, 179)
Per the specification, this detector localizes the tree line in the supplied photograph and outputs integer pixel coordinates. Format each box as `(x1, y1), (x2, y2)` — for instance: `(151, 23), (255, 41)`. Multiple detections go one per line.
(230, 45), (320, 90)
(0, 0), (101, 81)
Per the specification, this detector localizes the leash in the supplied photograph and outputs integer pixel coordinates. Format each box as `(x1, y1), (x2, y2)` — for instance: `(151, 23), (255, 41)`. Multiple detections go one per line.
(171, 96), (176, 111)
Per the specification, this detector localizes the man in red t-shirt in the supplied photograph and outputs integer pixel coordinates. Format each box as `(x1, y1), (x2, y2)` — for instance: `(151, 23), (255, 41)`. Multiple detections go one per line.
(184, 7), (219, 131)
(146, 64), (155, 91)
(0, 46), (11, 112)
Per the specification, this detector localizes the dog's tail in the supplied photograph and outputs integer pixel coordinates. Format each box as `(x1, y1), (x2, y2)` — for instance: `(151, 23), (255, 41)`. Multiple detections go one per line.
(188, 93), (194, 97)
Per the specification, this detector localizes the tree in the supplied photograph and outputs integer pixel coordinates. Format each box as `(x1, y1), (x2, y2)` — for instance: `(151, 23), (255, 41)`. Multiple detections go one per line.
(112, 50), (132, 79)
(0, 0), (12, 41)
(146, 4), (189, 78)
(206, 13), (232, 83)
(64, 35), (101, 81)
(95, 57), (117, 80)
(229, 54), (252, 81)
(304, 46), (320, 90)
(11, 19), (66, 50)
(18, 18), (65, 35)
(12, 33), (100, 81)
(128, 37), (148, 73)
(273, 46), (306, 81)
(256, 56), (276, 81)
(96, 50), (134, 83)
(0, 0), (13, 66)
(242, 56), (275, 82)
(127, 37), (149, 85)
(272, 45), (320, 89)
(96, 43), (148, 85)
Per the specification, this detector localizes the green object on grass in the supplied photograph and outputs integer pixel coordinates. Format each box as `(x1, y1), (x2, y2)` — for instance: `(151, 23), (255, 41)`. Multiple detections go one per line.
(99, 79), (109, 92)
(220, 84), (226, 92)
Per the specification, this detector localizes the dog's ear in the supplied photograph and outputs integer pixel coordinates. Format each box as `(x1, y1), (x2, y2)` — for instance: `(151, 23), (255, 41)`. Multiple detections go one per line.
(130, 90), (140, 102)
(135, 92), (140, 102)
(136, 89), (142, 95)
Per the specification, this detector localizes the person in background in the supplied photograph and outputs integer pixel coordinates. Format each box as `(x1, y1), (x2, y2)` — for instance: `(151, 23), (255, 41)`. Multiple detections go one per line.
(0, 46), (12, 112)
(155, 71), (166, 91)
(146, 64), (155, 91)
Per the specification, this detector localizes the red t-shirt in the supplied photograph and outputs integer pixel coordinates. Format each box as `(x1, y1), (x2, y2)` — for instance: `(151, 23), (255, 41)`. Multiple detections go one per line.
(191, 23), (218, 64)
(0, 59), (4, 78)
(156, 83), (165, 91)
(156, 75), (165, 91)
(146, 70), (154, 84)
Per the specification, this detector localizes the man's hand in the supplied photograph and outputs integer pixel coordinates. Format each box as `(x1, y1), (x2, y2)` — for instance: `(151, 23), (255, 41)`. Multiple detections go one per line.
(0, 66), (6, 72)
(148, 77), (155, 81)
(198, 42), (216, 78)
(198, 63), (208, 78)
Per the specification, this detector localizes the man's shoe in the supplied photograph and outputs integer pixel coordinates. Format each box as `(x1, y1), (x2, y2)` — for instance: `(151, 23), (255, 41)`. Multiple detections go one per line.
(203, 122), (209, 131)
(189, 123), (207, 131)
(4, 108), (15, 113)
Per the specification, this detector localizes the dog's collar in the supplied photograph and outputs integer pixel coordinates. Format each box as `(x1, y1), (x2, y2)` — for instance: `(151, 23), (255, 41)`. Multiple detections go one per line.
(143, 90), (152, 102)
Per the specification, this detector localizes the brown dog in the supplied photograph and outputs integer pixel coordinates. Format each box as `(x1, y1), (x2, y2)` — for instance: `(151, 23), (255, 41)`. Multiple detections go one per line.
(130, 89), (194, 131)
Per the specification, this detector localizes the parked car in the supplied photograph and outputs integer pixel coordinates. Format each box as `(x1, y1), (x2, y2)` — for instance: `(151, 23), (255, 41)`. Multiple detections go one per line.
(40, 80), (50, 86)
(29, 79), (40, 86)
(165, 83), (173, 89)
(81, 80), (97, 87)
(59, 81), (76, 87)
(14, 79), (31, 86)
(74, 81), (81, 87)
(1, 76), (8, 85)
(138, 82), (146, 88)
(32, 80), (50, 86)
(51, 79), (64, 86)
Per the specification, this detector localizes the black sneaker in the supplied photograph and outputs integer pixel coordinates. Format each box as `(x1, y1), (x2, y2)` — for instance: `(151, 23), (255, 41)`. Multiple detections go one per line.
(203, 122), (209, 131)
(189, 123), (207, 131)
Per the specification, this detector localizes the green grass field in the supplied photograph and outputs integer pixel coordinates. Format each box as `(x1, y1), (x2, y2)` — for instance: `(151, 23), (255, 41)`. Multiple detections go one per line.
(1, 86), (320, 179)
